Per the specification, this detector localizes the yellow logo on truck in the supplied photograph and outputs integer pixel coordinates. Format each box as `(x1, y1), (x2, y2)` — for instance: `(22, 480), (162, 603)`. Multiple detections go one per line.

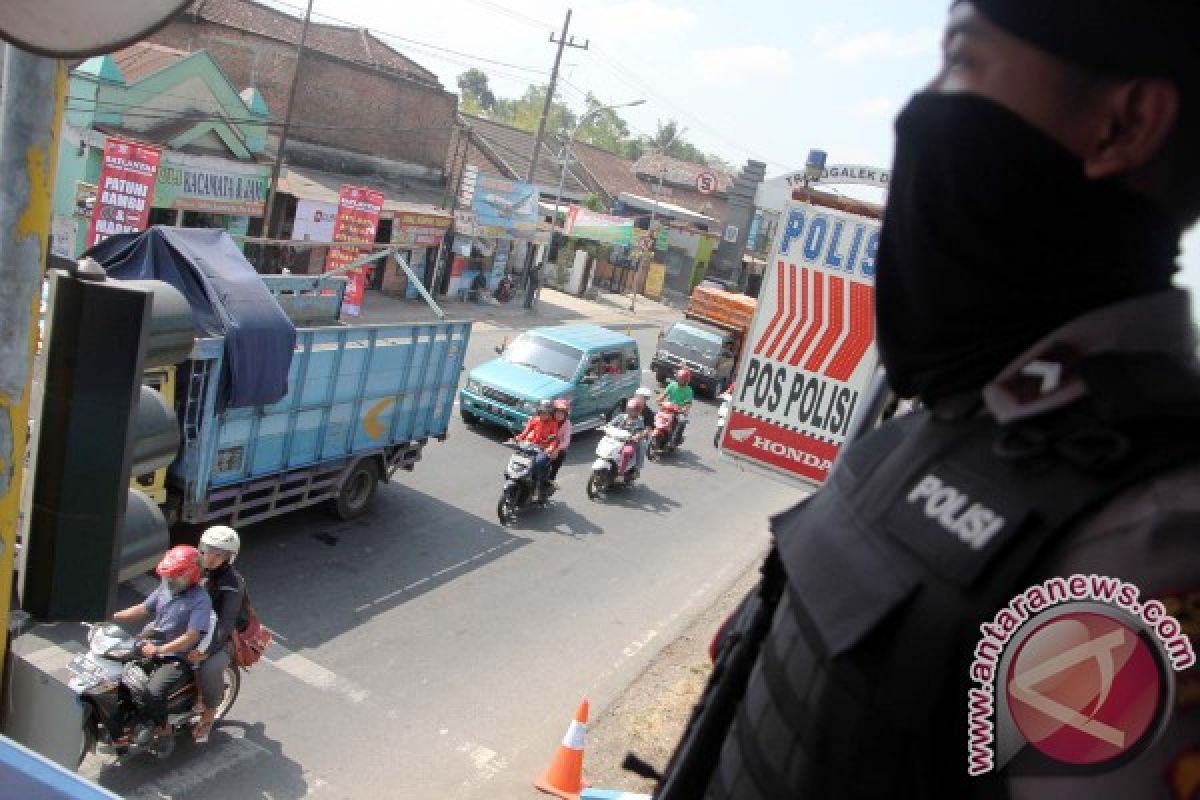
(363, 397), (397, 439)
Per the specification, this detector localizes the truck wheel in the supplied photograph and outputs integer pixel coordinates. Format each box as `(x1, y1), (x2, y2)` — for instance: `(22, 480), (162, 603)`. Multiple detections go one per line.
(332, 459), (380, 520)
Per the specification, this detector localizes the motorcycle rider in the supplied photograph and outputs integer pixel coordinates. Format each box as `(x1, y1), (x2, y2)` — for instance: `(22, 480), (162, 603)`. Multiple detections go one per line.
(658, 368), (695, 446)
(547, 399), (573, 484)
(112, 545), (211, 745)
(634, 387), (657, 468)
(188, 526), (246, 743)
(508, 399), (559, 490)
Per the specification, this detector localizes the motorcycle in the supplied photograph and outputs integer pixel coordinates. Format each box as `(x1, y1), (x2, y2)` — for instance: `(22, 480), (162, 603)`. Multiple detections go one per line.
(497, 440), (554, 525)
(68, 620), (240, 765)
(587, 425), (641, 499)
(649, 402), (687, 460)
(714, 391), (732, 448)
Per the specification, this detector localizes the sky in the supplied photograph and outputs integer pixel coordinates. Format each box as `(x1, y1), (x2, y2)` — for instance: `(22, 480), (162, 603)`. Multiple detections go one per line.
(265, 0), (1200, 295)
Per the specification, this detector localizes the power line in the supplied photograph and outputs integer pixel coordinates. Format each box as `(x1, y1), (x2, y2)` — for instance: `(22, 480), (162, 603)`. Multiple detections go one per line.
(459, 0), (555, 32)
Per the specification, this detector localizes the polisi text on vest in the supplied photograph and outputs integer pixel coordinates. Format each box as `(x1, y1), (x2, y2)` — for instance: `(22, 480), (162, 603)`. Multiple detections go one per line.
(907, 475), (1006, 551)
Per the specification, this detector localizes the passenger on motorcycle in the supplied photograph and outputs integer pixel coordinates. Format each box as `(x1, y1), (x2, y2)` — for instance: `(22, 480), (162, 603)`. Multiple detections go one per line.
(658, 368), (695, 444)
(612, 396), (649, 472)
(509, 399), (559, 487)
(112, 546), (211, 737)
(188, 526), (246, 743)
(548, 399), (572, 483)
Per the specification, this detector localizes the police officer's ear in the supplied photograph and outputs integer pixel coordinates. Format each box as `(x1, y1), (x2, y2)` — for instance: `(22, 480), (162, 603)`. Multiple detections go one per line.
(1081, 78), (1180, 182)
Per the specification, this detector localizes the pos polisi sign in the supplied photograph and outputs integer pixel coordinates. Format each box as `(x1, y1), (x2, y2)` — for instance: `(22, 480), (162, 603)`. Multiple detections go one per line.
(721, 200), (881, 487)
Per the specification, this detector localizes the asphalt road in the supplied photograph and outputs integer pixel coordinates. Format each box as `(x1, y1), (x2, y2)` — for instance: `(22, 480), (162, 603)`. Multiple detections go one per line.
(80, 322), (801, 800)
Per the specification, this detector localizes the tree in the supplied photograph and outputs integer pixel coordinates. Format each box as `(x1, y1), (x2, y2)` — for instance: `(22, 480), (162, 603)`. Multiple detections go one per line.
(644, 119), (706, 166)
(456, 69), (496, 113)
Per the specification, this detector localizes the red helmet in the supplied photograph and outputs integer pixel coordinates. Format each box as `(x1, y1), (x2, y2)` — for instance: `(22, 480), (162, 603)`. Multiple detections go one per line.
(553, 398), (570, 412)
(156, 545), (202, 589)
(676, 368), (693, 385)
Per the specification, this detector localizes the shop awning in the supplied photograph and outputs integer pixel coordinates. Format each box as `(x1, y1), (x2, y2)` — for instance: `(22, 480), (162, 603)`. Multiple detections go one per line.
(617, 192), (717, 226)
(278, 165), (452, 221)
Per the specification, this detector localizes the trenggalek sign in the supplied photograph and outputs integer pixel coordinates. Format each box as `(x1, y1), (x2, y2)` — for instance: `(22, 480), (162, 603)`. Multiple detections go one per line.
(153, 155), (271, 216)
(564, 206), (633, 247)
(324, 185), (384, 317)
(721, 200), (882, 487)
(87, 137), (161, 247)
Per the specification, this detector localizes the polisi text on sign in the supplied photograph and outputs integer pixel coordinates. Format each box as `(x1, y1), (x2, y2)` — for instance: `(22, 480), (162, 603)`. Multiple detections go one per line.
(778, 207), (879, 280)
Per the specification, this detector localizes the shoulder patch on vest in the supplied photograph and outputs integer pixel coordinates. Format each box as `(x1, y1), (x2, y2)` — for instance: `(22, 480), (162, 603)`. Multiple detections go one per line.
(885, 462), (1030, 586)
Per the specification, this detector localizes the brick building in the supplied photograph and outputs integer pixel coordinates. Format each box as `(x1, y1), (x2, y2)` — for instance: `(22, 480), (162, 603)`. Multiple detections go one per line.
(149, 0), (459, 209)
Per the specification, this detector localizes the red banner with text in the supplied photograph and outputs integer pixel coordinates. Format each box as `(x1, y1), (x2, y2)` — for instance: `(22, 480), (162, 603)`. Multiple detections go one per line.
(87, 138), (161, 248)
(324, 185), (384, 316)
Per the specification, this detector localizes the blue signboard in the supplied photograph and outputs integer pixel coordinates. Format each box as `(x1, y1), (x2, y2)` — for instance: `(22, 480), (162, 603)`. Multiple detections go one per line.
(472, 174), (538, 230)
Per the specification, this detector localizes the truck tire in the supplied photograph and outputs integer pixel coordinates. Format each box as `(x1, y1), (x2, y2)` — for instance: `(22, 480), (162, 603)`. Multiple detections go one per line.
(331, 459), (380, 520)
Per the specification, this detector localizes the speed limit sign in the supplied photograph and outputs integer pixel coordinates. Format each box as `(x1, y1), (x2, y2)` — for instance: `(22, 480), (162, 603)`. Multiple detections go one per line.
(695, 171), (719, 195)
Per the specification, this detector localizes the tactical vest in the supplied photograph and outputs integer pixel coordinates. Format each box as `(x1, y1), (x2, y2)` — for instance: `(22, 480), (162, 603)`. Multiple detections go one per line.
(662, 354), (1200, 800)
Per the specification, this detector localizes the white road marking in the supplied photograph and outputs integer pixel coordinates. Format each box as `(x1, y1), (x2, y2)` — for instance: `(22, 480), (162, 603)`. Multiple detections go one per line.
(354, 537), (521, 613)
(267, 641), (369, 704)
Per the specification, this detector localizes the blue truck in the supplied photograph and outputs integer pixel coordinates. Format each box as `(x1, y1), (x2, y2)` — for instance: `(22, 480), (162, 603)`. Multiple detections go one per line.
(92, 227), (470, 528)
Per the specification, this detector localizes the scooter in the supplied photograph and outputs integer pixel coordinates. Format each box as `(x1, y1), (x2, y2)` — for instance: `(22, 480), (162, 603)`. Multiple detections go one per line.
(497, 440), (554, 524)
(649, 402), (687, 460)
(69, 619), (240, 765)
(587, 425), (641, 499)
(714, 391), (732, 448)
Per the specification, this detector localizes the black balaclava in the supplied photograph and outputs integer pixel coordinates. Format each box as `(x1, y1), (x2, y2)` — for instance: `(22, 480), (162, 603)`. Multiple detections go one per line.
(874, 0), (1198, 404)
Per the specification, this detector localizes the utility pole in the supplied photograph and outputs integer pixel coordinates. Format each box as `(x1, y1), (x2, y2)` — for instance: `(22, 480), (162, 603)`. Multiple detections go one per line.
(262, 0), (314, 241)
(636, 127), (686, 312)
(0, 45), (66, 703)
(526, 9), (589, 184)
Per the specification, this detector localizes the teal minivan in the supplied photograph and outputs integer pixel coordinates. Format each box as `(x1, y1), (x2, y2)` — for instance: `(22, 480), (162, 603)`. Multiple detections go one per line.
(460, 324), (642, 433)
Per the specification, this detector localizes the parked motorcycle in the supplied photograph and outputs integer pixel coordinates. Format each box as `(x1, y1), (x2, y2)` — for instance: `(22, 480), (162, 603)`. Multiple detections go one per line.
(497, 441), (554, 524)
(68, 620), (240, 765)
(587, 425), (641, 499)
(649, 402), (687, 460)
(714, 391), (732, 448)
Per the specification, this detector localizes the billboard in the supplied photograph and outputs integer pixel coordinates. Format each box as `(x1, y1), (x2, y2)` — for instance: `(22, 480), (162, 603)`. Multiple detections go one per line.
(324, 186), (384, 317)
(86, 137), (161, 248)
(720, 200), (882, 487)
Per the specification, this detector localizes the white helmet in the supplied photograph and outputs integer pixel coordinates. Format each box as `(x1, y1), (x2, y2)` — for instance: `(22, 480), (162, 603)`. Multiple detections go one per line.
(635, 387), (655, 399)
(199, 525), (241, 564)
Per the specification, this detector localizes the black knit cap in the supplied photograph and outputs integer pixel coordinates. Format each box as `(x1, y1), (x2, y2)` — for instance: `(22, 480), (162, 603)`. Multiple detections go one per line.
(962, 0), (1200, 87)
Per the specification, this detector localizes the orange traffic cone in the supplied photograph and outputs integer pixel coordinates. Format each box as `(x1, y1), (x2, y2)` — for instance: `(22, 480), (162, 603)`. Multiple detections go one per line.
(534, 698), (589, 799)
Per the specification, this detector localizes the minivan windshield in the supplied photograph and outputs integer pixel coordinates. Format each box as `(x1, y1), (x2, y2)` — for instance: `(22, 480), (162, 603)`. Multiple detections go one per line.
(503, 333), (584, 381)
(665, 323), (724, 364)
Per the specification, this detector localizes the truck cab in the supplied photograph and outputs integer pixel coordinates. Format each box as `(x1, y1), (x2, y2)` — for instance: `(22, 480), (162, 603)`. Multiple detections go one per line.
(653, 319), (739, 396)
(460, 324), (641, 432)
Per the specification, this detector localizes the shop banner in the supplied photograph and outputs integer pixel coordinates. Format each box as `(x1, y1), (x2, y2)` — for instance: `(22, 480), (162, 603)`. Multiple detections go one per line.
(292, 199), (337, 241)
(154, 154), (270, 215)
(324, 185), (384, 317)
(565, 206), (634, 246)
(87, 137), (161, 247)
(393, 210), (451, 247)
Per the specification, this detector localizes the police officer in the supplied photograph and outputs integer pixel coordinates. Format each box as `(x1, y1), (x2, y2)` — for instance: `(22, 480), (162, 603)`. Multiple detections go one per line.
(656, 2), (1200, 798)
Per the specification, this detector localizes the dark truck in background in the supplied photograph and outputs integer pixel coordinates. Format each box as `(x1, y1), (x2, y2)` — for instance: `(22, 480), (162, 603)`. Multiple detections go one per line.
(651, 286), (757, 396)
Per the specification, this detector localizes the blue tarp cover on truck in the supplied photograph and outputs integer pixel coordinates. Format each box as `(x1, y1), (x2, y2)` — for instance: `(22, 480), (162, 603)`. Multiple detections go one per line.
(86, 226), (297, 409)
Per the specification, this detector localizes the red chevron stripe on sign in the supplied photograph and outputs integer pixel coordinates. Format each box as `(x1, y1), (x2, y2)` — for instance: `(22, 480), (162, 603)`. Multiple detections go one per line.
(805, 275), (846, 372)
(764, 265), (802, 360)
(787, 271), (824, 367)
(826, 282), (874, 381)
(753, 261), (789, 355)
